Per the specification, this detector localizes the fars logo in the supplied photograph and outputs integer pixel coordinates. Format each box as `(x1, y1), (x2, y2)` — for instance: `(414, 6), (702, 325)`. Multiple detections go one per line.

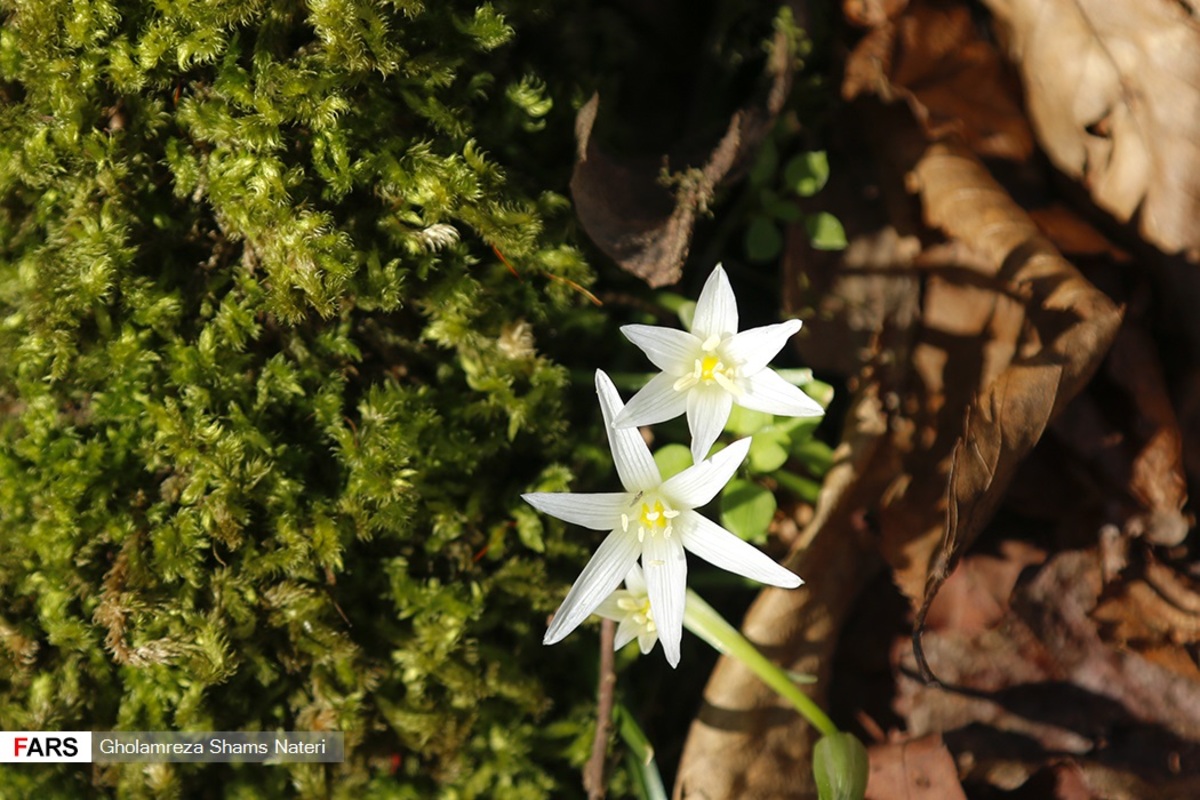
(0, 732), (92, 763)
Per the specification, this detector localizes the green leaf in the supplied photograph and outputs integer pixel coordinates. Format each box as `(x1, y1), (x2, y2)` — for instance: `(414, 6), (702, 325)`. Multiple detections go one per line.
(774, 367), (813, 386)
(777, 414), (822, 445)
(725, 405), (773, 436)
(749, 136), (779, 189)
(802, 378), (836, 409)
(792, 438), (834, 474)
(774, 470), (821, 503)
(749, 431), (790, 473)
(617, 705), (669, 800)
(785, 151), (830, 197)
(719, 480), (776, 544)
(513, 505), (545, 553)
(813, 732), (869, 800)
(655, 291), (691, 317)
(653, 444), (693, 480)
(805, 212), (847, 251)
(746, 215), (783, 262)
(677, 300), (697, 330)
(761, 188), (804, 223)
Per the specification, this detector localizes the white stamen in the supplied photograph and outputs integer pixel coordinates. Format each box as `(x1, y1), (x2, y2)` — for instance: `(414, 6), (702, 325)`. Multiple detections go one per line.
(713, 370), (744, 397)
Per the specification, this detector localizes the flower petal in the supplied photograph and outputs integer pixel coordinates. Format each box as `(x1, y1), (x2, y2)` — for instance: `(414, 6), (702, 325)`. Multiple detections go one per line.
(686, 386), (734, 464)
(621, 325), (699, 375)
(691, 265), (739, 340)
(522, 492), (630, 530)
(642, 534), (687, 667)
(678, 510), (802, 588)
(636, 628), (659, 654)
(660, 436), (751, 509)
(624, 563), (647, 594)
(723, 320), (802, 376)
(544, 530), (641, 645)
(737, 368), (826, 417)
(594, 592), (628, 621)
(613, 371), (689, 429)
(614, 619), (641, 651)
(596, 370), (662, 492)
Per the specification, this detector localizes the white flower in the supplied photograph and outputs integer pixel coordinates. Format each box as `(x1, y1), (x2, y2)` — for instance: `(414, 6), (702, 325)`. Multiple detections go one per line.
(523, 370), (802, 667)
(595, 565), (661, 657)
(614, 264), (825, 463)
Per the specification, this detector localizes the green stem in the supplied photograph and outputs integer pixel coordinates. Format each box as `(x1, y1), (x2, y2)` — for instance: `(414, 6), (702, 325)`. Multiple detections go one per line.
(683, 589), (838, 738)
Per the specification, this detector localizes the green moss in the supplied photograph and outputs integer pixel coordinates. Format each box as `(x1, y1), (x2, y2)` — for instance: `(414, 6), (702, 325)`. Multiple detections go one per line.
(0, 1), (606, 796)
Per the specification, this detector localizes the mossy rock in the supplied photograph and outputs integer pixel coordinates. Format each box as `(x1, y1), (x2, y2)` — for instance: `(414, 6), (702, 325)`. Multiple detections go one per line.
(0, 1), (607, 796)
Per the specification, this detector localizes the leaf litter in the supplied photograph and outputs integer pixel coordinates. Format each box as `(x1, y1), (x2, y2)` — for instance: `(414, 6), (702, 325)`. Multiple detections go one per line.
(658, 1), (1200, 798)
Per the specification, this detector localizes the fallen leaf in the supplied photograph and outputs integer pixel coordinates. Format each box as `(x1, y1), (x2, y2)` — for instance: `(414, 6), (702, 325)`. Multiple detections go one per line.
(570, 4), (801, 287)
(909, 141), (1123, 677)
(865, 733), (968, 800)
(982, 0), (1200, 256)
(843, 0), (1034, 161)
(675, 387), (890, 800)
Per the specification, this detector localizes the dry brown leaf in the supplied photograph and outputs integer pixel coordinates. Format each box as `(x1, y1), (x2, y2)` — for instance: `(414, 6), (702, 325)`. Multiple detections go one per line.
(843, 0), (910, 28)
(1104, 326), (1190, 546)
(571, 93), (751, 288)
(891, 547), (1200, 798)
(843, 0), (1034, 161)
(675, 387), (889, 800)
(1092, 555), (1200, 666)
(865, 734), (968, 800)
(910, 142), (1123, 675)
(570, 5), (799, 287)
(982, 0), (1200, 256)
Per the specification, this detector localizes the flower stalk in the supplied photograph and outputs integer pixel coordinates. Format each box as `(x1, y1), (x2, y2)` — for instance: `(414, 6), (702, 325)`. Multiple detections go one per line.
(682, 588), (838, 738)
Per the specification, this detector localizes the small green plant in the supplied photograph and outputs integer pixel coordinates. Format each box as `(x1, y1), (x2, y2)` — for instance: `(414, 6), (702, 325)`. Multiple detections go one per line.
(744, 137), (847, 260)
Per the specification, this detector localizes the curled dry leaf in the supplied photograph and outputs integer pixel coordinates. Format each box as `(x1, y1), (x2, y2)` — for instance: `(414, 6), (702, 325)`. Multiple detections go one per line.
(910, 142), (1123, 676)
(843, 0), (1034, 161)
(571, 93), (751, 288)
(895, 548), (1200, 798)
(982, 0), (1200, 256)
(570, 4), (801, 287)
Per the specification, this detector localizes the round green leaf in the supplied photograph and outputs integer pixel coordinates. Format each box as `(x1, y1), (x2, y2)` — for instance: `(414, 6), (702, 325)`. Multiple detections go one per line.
(805, 212), (847, 251)
(761, 188), (804, 223)
(746, 215), (784, 262)
(785, 150), (830, 197)
(725, 405), (773, 436)
(719, 479), (776, 544)
(653, 443), (693, 480)
(749, 431), (790, 473)
(749, 136), (779, 188)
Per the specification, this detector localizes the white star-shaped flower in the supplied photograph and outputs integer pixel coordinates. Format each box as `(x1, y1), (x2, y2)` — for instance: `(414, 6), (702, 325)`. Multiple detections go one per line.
(614, 264), (825, 463)
(595, 565), (662, 657)
(523, 370), (802, 667)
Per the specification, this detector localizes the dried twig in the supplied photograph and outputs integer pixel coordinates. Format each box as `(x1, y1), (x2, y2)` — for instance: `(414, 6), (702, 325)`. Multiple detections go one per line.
(584, 618), (617, 800)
